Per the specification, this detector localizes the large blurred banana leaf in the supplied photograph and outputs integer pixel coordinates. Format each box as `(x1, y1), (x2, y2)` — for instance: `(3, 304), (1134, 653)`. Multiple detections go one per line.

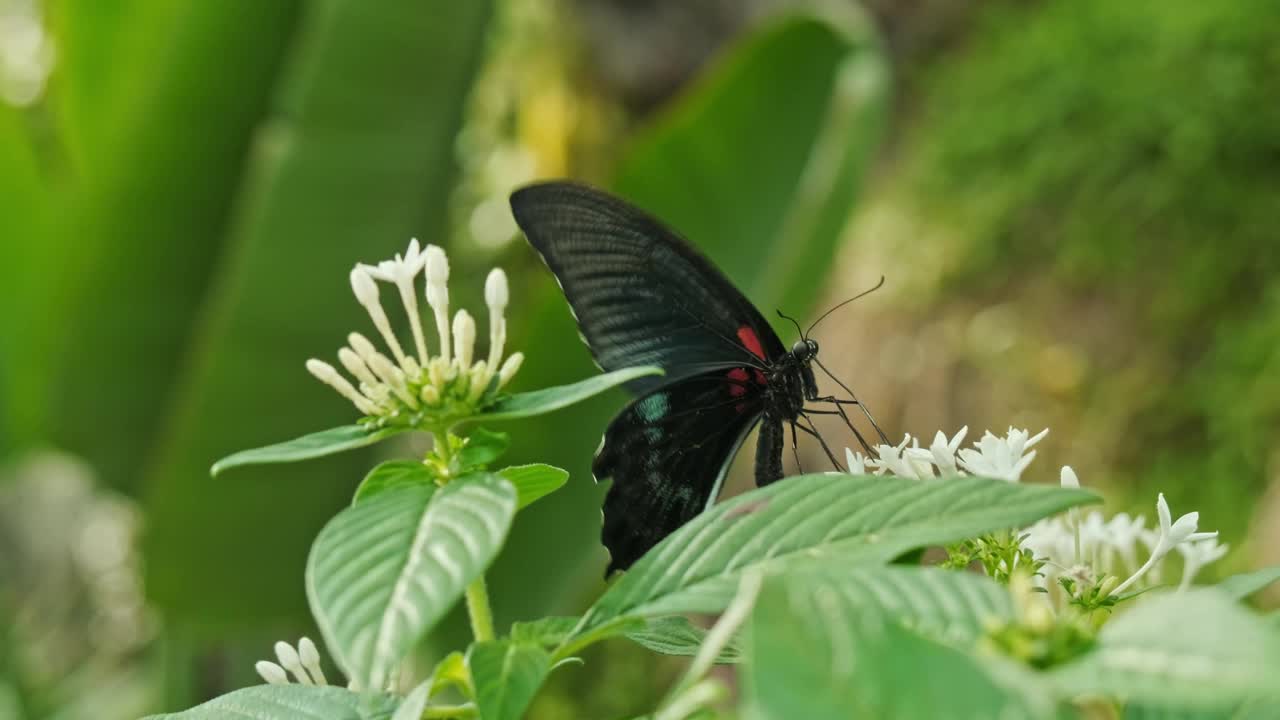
(1, 0), (493, 626)
(481, 11), (888, 637)
(140, 0), (494, 624)
(45, 3), (306, 492)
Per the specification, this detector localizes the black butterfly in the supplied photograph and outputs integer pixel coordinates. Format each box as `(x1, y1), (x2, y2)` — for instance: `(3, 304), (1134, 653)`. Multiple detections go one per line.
(510, 181), (885, 573)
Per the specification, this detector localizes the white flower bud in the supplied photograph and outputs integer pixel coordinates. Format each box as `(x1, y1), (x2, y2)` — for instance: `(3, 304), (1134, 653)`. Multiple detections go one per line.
(484, 268), (508, 371)
(1060, 466), (1080, 488)
(420, 384), (440, 405)
(424, 245), (451, 363)
(425, 244), (449, 284)
(349, 266), (380, 308)
(453, 310), (476, 369)
(256, 660), (289, 685)
(467, 360), (490, 403)
(306, 359), (379, 415)
(498, 352), (523, 387)
(365, 353), (418, 408)
(274, 641), (313, 685)
(337, 347), (378, 389)
(485, 268), (508, 310)
(297, 637), (328, 685)
(349, 267), (408, 367)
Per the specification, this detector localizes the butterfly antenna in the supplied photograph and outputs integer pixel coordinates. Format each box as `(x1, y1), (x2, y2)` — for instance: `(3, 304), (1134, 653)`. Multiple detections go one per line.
(805, 276), (885, 336)
(776, 309), (805, 340)
(813, 356), (891, 445)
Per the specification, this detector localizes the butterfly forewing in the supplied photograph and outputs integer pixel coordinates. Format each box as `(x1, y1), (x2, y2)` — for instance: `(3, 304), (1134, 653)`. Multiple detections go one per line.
(510, 182), (786, 391)
(594, 370), (766, 573)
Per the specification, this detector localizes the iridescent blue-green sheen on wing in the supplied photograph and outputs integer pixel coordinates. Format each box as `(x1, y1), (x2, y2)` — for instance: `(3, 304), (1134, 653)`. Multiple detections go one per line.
(593, 371), (765, 572)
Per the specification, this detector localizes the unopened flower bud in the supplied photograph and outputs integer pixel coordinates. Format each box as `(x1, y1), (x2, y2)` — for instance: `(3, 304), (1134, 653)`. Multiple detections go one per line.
(256, 660), (289, 685)
(498, 352), (524, 387)
(453, 310), (476, 369)
(306, 359), (379, 415)
(485, 268), (508, 310)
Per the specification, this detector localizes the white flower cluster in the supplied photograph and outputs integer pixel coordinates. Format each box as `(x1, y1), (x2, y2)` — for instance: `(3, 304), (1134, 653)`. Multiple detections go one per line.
(846, 427), (1226, 601)
(306, 240), (523, 421)
(255, 637), (330, 686)
(845, 426), (1047, 482)
(1024, 485), (1227, 598)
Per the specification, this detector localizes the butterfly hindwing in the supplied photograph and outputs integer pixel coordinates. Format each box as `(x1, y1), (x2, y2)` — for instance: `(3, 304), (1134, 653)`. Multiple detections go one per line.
(593, 369), (766, 572)
(510, 181), (786, 391)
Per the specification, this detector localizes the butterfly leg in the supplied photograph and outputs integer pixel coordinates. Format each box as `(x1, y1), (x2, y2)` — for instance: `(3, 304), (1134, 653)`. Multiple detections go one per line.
(789, 421), (803, 474)
(811, 358), (891, 444)
(805, 401), (875, 455)
(794, 414), (847, 471)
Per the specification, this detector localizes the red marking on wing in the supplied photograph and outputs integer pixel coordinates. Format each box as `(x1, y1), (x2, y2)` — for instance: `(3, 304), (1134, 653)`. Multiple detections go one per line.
(737, 326), (766, 360)
(753, 369), (767, 385)
(727, 368), (749, 398)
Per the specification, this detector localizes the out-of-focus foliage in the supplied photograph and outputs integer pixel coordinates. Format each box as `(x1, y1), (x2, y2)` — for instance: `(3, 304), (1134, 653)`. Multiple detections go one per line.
(845, 0), (1280, 546)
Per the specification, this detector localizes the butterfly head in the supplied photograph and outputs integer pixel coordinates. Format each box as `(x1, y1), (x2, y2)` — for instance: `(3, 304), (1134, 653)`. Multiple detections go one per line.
(790, 338), (819, 362)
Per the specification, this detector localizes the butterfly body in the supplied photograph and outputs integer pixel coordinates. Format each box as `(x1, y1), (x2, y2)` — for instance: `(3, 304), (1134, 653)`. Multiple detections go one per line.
(510, 181), (833, 572)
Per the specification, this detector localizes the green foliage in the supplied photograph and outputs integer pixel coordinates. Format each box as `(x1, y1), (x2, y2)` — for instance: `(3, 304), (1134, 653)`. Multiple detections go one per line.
(1215, 566), (1280, 601)
(624, 616), (740, 663)
(478, 367), (662, 422)
(306, 479), (516, 689)
(907, 0), (1280, 524)
(133, 0), (497, 627)
(210, 426), (408, 476)
(494, 465), (570, 510)
(1049, 591), (1280, 711)
(469, 640), (551, 720)
(210, 367), (653, 476)
(942, 531), (1044, 584)
(354, 460), (435, 504)
(576, 474), (1096, 633)
(141, 685), (399, 720)
(742, 572), (1055, 720)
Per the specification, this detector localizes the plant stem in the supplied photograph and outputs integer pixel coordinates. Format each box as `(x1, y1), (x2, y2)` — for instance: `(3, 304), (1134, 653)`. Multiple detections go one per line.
(433, 430), (498, 644)
(465, 575), (496, 642)
(423, 703), (478, 718)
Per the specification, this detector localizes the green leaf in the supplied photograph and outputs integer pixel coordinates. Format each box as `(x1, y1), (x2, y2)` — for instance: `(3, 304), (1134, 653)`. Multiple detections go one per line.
(1051, 590), (1280, 710)
(613, 11), (888, 335)
(510, 616), (581, 646)
(497, 464), (570, 510)
(210, 425), (408, 476)
(141, 685), (399, 720)
(479, 367), (662, 422)
(307, 477), (517, 689)
(625, 615), (741, 663)
(458, 428), (510, 468)
(776, 565), (1015, 649)
(1123, 700), (1280, 719)
(141, 0), (496, 626)
(1216, 566), (1280, 601)
(577, 474), (1096, 632)
(390, 680), (434, 720)
(742, 573), (1054, 719)
(50, 3), (306, 494)
(469, 640), (552, 720)
(353, 460), (435, 505)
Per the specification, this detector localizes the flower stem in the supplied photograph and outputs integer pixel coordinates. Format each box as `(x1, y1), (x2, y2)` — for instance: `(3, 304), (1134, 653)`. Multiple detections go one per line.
(423, 703), (477, 718)
(433, 430), (498, 644)
(465, 576), (496, 642)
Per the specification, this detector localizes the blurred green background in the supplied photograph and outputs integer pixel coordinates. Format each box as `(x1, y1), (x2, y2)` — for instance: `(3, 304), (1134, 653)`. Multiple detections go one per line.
(2, 0), (1278, 717)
